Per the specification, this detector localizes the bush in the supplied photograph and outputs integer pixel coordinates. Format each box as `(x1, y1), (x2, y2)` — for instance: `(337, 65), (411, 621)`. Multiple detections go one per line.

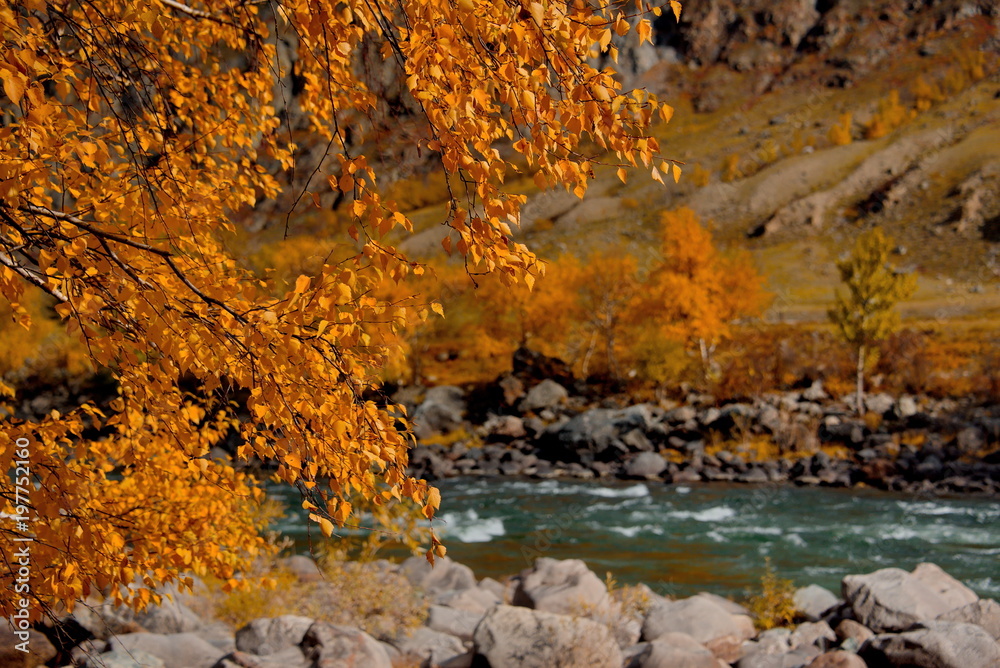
(746, 559), (796, 631)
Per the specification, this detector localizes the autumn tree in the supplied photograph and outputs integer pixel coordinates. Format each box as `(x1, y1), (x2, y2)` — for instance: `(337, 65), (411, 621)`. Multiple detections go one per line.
(0, 0), (680, 616)
(829, 227), (917, 415)
(641, 208), (770, 379)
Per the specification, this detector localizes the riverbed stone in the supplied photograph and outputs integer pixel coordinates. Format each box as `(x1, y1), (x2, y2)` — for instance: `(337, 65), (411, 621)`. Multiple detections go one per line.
(399, 555), (476, 599)
(804, 651), (866, 668)
(794, 585), (839, 622)
(235, 615), (314, 655)
(211, 647), (309, 668)
(512, 558), (610, 615)
(789, 621), (836, 651)
(412, 386), (466, 439)
(107, 632), (225, 668)
(300, 623), (391, 668)
(392, 626), (466, 667)
(624, 452), (668, 478)
(85, 649), (164, 668)
(859, 621), (1000, 668)
(911, 562), (979, 610)
(627, 632), (720, 668)
(520, 379), (569, 413)
(834, 619), (874, 646)
(936, 599), (1000, 641)
(643, 596), (755, 644)
(427, 605), (480, 642)
(0, 620), (57, 668)
(472, 604), (623, 668)
(281, 555), (324, 583)
(842, 567), (958, 632)
(737, 645), (821, 668)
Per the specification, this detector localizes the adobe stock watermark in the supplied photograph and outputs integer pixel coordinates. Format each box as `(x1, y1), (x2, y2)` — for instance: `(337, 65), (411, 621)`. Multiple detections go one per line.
(9, 436), (34, 653)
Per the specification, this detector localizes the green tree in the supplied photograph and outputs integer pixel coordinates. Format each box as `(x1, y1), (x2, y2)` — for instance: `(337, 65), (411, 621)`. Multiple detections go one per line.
(829, 228), (917, 415)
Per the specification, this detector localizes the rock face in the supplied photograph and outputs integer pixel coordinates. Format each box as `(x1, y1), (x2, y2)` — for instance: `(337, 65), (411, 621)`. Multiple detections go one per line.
(235, 615), (314, 656)
(642, 596), (755, 644)
(472, 605), (623, 668)
(860, 621), (1000, 668)
(512, 558), (610, 616)
(107, 632), (225, 668)
(842, 566), (972, 632)
(300, 623), (392, 668)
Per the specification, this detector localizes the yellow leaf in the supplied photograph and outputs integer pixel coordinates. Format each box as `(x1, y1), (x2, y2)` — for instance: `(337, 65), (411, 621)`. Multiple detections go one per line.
(672, 163), (682, 183)
(430, 302), (444, 317)
(617, 167), (627, 183)
(294, 275), (310, 293)
(3, 74), (25, 105)
(670, 0), (682, 21)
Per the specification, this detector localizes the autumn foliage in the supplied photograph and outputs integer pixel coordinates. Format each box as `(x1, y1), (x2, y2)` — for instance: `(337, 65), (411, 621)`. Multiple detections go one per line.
(0, 0), (678, 616)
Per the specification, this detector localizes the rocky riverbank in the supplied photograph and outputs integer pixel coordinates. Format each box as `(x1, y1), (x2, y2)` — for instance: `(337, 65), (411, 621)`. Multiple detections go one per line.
(8, 556), (999, 668)
(400, 355), (1000, 496)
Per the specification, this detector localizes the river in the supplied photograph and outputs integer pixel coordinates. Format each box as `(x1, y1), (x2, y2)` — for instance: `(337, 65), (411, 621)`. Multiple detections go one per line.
(270, 479), (1000, 601)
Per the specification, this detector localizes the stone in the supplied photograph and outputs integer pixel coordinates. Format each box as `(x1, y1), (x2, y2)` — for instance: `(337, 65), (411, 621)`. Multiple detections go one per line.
(911, 562), (979, 610)
(478, 577), (506, 601)
(512, 558), (610, 616)
(235, 615), (314, 655)
(859, 621), (1000, 668)
(624, 452), (667, 478)
(487, 414), (526, 440)
(737, 646), (820, 668)
(804, 651), (866, 668)
(300, 623), (392, 668)
(519, 379), (569, 413)
(412, 386), (466, 439)
(211, 647), (309, 668)
(864, 393), (895, 415)
(280, 555), (324, 583)
(472, 604), (623, 668)
(789, 621), (836, 651)
(801, 381), (827, 402)
(695, 592), (750, 617)
(0, 621), (58, 668)
(436, 584), (501, 613)
(897, 396), (918, 418)
(427, 605), (481, 642)
(84, 650), (165, 668)
(955, 427), (986, 454)
(399, 555), (476, 599)
(107, 632), (226, 668)
(794, 585), (839, 622)
(627, 632), (719, 668)
(393, 627), (466, 667)
(643, 596), (755, 644)
(937, 599), (1000, 641)
(842, 567), (958, 632)
(834, 619), (873, 646)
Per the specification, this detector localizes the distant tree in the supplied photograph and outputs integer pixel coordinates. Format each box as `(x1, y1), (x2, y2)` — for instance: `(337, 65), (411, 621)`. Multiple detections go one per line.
(643, 208), (770, 380)
(829, 227), (917, 415)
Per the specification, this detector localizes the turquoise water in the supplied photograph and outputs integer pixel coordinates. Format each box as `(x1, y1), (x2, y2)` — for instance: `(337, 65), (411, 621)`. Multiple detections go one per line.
(270, 479), (1000, 601)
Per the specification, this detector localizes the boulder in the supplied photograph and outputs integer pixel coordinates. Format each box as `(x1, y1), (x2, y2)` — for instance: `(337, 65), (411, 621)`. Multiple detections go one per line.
(280, 555), (324, 583)
(487, 415), (527, 440)
(864, 393), (895, 415)
(427, 605), (480, 642)
(804, 651), (866, 668)
(737, 646), (821, 668)
(300, 623), (391, 668)
(643, 596), (755, 644)
(937, 599), (1000, 641)
(519, 379), (569, 413)
(399, 556), (476, 599)
(834, 619), (874, 647)
(393, 627), (466, 667)
(0, 621), (57, 668)
(859, 621), (1000, 668)
(695, 592), (751, 617)
(235, 615), (314, 655)
(627, 632), (720, 668)
(624, 452), (668, 478)
(512, 558), (610, 616)
(436, 585), (501, 614)
(793, 585), (839, 622)
(842, 567), (959, 632)
(910, 563), (978, 610)
(789, 622), (836, 651)
(107, 632), (226, 668)
(896, 396), (919, 418)
(472, 604), (623, 668)
(412, 386), (466, 439)
(84, 650), (165, 668)
(211, 647), (309, 668)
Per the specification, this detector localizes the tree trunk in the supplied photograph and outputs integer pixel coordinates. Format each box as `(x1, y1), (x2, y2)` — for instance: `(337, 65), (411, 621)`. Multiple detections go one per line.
(856, 343), (866, 416)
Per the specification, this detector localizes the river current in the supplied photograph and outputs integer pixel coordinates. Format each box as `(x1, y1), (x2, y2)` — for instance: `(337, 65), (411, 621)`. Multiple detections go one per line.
(271, 479), (1000, 600)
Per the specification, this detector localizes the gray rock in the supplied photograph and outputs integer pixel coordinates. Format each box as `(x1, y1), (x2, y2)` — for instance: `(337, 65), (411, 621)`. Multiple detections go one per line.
(427, 605), (481, 642)
(627, 632), (719, 668)
(235, 615), (314, 655)
(804, 651), (867, 668)
(211, 647), (309, 668)
(834, 619), (874, 646)
(512, 558), (610, 615)
(842, 567), (960, 632)
(864, 393), (895, 415)
(412, 386), (466, 439)
(666, 406), (698, 423)
(936, 599), (1000, 642)
(897, 396), (918, 418)
(399, 555), (476, 599)
(520, 379), (569, 413)
(694, 592), (750, 617)
(643, 596), (755, 644)
(478, 577), (506, 601)
(859, 621), (1000, 668)
(754, 628), (792, 655)
(472, 604), (623, 668)
(624, 452), (667, 478)
(487, 414), (527, 440)
(393, 627), (466, 667)
(794, 585), (840, 622)
(802, 381), (827, 402)
(955, 427), (986, 454)
(789, 621), (836, 651)
(280, 555), (324, 583)
(107, 632), (226, 668)
(911, 562), (979, 610)
(0, 620), (56, 667)
(437, 586), (501, 614)
(300, 623), (392, 668)
(738, 646), (820, 668)
(85, 650), (165, 668)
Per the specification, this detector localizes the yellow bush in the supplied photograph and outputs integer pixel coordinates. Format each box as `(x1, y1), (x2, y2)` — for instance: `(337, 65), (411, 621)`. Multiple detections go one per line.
(747, 558), (796, 630)
(828, 112), (853, 146)
(689, 163), (712, 187)
(721, 154), (741, 182)
(864, 90), (908, 140)
(911, 76), (943, 112)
